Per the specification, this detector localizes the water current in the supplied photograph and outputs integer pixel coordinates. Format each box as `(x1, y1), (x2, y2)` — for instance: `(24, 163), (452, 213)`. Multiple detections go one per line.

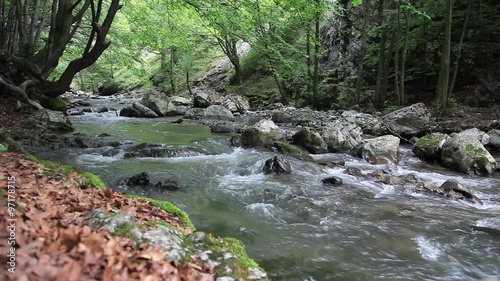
(30, 98), (500, 281)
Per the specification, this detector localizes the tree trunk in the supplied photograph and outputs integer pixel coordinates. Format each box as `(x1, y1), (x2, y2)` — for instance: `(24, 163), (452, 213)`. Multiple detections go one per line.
(436, 0), (454, 110)
(394, 3), (401, 105)
(311, 0), (321, 104)
(400, 7), (410, 105)
(375, 0), (387, 107)
(355, 0), (370, 105)
(448, 0), (471, 98)
(170, 47), (177, 94)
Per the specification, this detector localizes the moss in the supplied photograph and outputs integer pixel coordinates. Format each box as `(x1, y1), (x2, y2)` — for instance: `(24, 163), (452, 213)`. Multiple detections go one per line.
(40, 97), (68, 112)
(201, 235), (262, 278)
(415, 136), (438, 148)
(273, 141), (314, 161)
(114, 222), (137, 239)
(465, 144), (486, 156)
(28, 156), (107, 190)
(124, 195), (195, 231)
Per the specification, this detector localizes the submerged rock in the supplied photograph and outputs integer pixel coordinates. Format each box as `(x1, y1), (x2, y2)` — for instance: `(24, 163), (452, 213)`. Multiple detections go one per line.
(343, 167), (363, 177)
(440, 179), (483, 204)
(263, 156), (292, 174)
(126, 171), (151, 186)
(321, 176), (343, 186)
(271, 141), (314, 161)
(124, 143), (204, 158)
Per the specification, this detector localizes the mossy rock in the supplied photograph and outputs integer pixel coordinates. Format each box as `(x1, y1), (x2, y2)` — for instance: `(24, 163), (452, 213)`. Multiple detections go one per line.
(272, 141), (314, 161)
(40, 97), (68, 112)
(413, 133), (449, 162)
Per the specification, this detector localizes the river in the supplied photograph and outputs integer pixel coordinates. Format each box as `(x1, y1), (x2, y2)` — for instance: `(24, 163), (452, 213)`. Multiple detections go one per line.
(30, 98), (500, 281)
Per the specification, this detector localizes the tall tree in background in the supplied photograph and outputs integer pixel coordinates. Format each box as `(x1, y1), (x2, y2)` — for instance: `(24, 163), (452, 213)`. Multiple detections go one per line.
(436, 0), (454, 110)
(0, 0), (121, 106)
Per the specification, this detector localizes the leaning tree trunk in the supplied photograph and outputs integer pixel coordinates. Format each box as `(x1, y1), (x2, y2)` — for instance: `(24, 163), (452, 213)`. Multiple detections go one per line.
(436, 0), (454, 110)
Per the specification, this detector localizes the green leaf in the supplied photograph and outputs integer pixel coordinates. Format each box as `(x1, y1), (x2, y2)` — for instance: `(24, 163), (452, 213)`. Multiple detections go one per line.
(0, 144), (8, 152)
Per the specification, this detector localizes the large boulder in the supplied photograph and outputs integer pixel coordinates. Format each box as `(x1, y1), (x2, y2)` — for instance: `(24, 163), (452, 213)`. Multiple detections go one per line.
(381, 103), (430, 137)
(170, 96), (191, 106)
(488, 129), (500, 150)
(142, 91), (177, 116)
(321, 119), (363, 152)
(412, 133), (449, 162)
(459, 128), (490, 146)
(219, 95), (250, 113)
(292, 128), (328, 154)
(33, 109), (74, 132)
(193, 92), (212, 108)
(263, 156), (292, 174)
(440, 134), (497, 176)
(241, 119), (284, 147)
(357, 135), (400, 165)
(341, 111), (382, 135)
(120, 103), (158, 118)
(203, 105), (235, 121)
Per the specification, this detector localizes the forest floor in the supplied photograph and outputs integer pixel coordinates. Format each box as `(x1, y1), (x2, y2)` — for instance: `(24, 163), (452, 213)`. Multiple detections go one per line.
(0, 152), (214, 281)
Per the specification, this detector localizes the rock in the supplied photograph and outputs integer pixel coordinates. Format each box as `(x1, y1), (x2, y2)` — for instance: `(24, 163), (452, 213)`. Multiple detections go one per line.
(33, 109), (74, 132)
(272, 141), (314, 161)
(142, 91), (177, 116)
(292, 128), (328, 154)
(70, 133), (106, 148)
(412, 133), (449, 162)
(171, 119), (183, 124)
(367, 169), (388, 182)
(344, 167), (363, 176)
(341, 111), (382, 135)
(124, 143), (204, 158)
(67, 108), (85, 115)
(317, 158), (346, 168)
(87, 210), (136, 234)
(205, 120), (245, 134)
(125, 172), (151, 186)
(97, 107), (108, 113)
(321, 119), (363, 151)
(263, 156), (292, 174)
(440, 179), (483, 204)
(321, 176), (343, 186)
(184, 108), (206, 120)
(271, 111), (293, 123)
(119, 103), (158, 118)
(193, 91), (212, 108)
(487, 129), (500, 150)
(141, 225), (186, 261)
(441, 134), (497, 176)
(460, 128), (489, 146)
(248, 267), (267, 280)
(154, 179), (183, 191)
(175, 105), (188, 115)
(357, 135), (400, 165)
(220, 95), (250, 113)
(416, 181), (443, 194)
(241, 119), (284, 147)
(170, 96), (191, 106)
(98, 82), (121, 96)
(381, 103), (431, 137)
(119, 106), (141, 117)
(204, 105), (235, 121)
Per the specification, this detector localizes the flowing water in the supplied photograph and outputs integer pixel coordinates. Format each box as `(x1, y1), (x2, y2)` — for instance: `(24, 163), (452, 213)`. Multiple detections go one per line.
(31, 98), (500, 281)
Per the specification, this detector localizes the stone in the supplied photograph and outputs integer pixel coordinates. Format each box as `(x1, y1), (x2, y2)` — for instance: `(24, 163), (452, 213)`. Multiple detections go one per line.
(193, 91), (212, 108)
(440, 179), (483, 204)
(272, 141), (314, 161)
(358, 135), (400, 165)
(204, 105), (235, 121)
(487, 129), (500, 150)
(142, 91), (177, 116)
(343, 167), (363, 176)
(184, 108), (206, 120)
(119, 106), (141, 117)
(271, 111), (293, 124)
(87, 210), (135, 234)
(132, 102), (159, 118)
(263, 156), (292, 174)
(241, 119), (284, 147)
(170, 96), (191, 106)
(321, 176), (343, 186)
(412, 133), (449, 162)
(381, 103), (431, 137)
(248, 268), (267, 280)
(321, 119), (364, 151)
(125, 172), (151, 186)
(124, 143), (204, 158)
(154, 179), (183, 191)
(219, 95), (250, 113)
(141, 225), (185, 261)
(97, 107), (108, 113)
(33, 109), (74, 132)
(460, 128), (489, 146)
(292, 128), (328, 154)
(441, 134), (497, 176)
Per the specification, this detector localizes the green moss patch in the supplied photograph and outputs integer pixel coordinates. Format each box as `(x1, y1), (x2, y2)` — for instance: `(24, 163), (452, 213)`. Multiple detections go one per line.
(124, 195), (195, 231)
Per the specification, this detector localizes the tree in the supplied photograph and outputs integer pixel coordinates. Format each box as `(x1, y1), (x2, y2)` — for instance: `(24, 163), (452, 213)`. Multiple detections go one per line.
(436, 0), (453, 110)
(0, 0), (121, 107)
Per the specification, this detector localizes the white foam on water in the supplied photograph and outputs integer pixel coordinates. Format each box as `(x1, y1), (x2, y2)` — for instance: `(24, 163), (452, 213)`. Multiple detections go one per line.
(77, 153), (119, 164)
(246, 203), (285, 222)
(476, 217), (500, 230)
(412, 236), (444, 261)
